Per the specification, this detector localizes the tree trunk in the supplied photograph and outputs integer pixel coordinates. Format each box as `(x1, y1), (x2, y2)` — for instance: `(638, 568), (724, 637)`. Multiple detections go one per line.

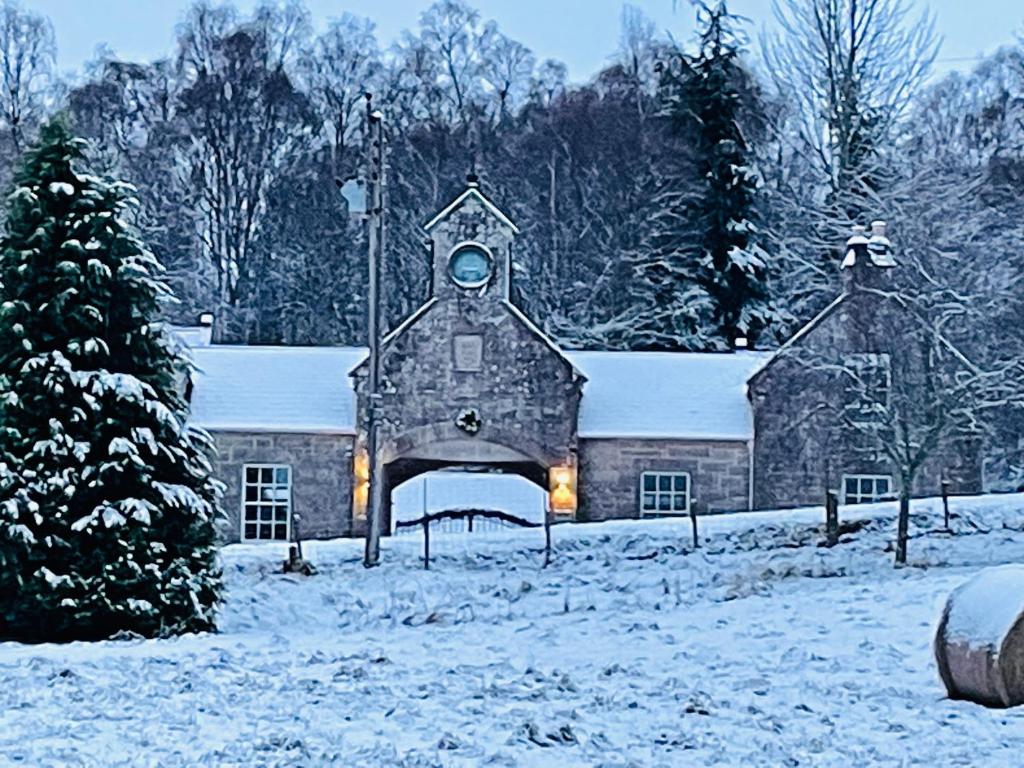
(895, 490), (910, 566)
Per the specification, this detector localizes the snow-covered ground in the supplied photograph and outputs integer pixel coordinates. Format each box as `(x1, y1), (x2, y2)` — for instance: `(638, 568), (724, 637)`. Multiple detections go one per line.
(3, 494), (1024, 766)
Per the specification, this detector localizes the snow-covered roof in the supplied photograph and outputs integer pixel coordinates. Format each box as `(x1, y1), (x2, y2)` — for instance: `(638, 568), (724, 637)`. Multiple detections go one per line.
(185, 343), (768, 441)
(567, 351), (773, 441)
(188, 346), (364, 434)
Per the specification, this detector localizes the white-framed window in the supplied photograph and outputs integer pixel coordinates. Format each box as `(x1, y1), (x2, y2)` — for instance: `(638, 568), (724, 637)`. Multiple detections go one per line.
(841, 474), (892, 505)
(639, 471), (691, 516)
(242, 464), (292, 541)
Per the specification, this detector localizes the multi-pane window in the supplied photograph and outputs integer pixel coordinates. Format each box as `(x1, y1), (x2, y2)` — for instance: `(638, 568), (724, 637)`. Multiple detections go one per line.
(639, 471), (691, 515)
(842, 474), (892, 505)
(242, 465), (291, 541)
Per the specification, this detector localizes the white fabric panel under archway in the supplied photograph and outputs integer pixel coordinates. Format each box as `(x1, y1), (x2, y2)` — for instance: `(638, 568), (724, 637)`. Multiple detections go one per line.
(391, 470), (548, 534)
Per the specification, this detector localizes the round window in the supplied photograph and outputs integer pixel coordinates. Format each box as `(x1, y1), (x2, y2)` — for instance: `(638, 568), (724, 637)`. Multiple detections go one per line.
(448, 244), (493, 288)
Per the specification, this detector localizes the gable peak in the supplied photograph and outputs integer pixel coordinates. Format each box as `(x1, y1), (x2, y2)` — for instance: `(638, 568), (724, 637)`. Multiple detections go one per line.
(423, 182), (519, 235)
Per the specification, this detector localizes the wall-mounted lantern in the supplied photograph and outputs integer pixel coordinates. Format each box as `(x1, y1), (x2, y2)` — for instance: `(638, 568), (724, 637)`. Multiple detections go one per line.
(353, 448), (370, 519)
(548, 463), (577, 517)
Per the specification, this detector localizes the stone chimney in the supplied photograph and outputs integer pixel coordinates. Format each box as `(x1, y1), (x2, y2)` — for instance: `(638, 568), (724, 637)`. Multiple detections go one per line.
(841, 220), (895, 291)
(196, 312), (214, 346)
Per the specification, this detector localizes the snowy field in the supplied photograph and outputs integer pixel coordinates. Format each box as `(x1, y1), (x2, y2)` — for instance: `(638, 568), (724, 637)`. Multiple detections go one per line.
(3, 495), (1024, 766)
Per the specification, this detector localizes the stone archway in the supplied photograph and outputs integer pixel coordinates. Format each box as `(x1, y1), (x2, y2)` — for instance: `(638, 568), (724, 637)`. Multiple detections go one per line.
(349, 179), (585, 534)
(379, 429), (550, 533)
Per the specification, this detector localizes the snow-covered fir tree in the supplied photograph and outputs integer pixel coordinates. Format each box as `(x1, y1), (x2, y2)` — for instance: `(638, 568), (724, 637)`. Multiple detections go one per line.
(0, 119), (222, 642)
(658, 1), (774, 348)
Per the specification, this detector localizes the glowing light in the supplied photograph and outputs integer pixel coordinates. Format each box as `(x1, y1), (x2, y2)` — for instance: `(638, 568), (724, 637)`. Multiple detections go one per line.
(353, 450), (370, 519)
(548, 463), (577, 516)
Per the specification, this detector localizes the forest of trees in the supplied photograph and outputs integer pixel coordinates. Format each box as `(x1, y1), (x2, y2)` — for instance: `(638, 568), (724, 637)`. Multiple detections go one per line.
(0, 0), (1018, 366)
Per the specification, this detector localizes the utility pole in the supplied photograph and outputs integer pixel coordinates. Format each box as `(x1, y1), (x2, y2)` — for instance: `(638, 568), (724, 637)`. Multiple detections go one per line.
(363, 93), (386, 568)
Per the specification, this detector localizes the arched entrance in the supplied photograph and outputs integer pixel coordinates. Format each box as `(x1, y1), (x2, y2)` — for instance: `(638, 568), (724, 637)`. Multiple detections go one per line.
(349, 180), (585, 534)
(380, 433), (550, 534)
(390, 468), (548, 534)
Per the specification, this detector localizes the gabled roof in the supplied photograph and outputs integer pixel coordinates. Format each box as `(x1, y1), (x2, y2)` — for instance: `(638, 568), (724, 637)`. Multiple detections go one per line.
(747, 293), (850, 384)
(567, 350), (772, 441)
(188, 345), (363, 434)
(182, 342), (769, 441)
(424, 185), (519, 234)
(502, 300), (586, 380)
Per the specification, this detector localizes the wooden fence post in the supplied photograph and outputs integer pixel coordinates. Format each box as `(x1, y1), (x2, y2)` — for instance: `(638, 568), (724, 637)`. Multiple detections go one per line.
(543, 505), (552, 568)
(941, 479), (952, 532)
(689, 503), (699, 549)
(422, 518), (430, 570)
(826, 490), (839, 547)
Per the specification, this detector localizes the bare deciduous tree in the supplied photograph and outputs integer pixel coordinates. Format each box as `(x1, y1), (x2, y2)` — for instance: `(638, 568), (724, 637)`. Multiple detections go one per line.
(0, 0), (56, 154)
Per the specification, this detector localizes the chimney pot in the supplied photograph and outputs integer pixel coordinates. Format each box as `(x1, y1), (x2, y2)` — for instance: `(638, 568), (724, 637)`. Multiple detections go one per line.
(843, 224), (869, 268)
(867, 220), (895, 267)
(198, 312), (214, 327)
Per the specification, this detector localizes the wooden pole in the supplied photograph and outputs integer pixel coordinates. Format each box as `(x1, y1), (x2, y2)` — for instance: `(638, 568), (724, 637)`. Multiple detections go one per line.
(422, 518), (430, 571)
(292, 512), (304, 562)
(543, 504), (552, 568)
(826, 490), (839, 547)
(895, 491), (910, 565)
(689, 503), (699, 549)
(363, 94), (386, 569)
(941, 479), (952, 531)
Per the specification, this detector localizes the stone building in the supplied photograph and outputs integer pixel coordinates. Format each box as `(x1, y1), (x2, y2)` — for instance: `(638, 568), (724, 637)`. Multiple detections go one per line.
(747, 224), (983, 510)
(182, 182), (983, 543)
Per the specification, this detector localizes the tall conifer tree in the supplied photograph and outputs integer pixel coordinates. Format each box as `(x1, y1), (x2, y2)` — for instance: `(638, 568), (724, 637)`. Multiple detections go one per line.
(0, 119), (222, 642)
(662, 1), (774, 347)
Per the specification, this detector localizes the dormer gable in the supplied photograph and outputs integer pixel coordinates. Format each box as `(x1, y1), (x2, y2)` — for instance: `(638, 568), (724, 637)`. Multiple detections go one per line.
(424, 178), (518, 303)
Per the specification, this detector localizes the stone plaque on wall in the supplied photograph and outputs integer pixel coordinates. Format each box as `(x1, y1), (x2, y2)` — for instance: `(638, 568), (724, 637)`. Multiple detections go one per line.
(453, 334), (483, 372)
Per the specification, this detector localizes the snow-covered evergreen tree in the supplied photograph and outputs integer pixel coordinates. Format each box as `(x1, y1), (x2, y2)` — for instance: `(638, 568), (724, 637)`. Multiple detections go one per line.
(660, 1), (774, 347)
(0, 119), (222, 642)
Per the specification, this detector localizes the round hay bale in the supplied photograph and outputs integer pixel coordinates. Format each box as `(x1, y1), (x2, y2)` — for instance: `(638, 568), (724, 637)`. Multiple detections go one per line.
(934, 564), (1024, 708)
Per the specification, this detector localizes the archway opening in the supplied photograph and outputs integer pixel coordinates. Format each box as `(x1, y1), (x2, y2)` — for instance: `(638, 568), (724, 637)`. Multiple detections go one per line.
(389, 466), (549, 535)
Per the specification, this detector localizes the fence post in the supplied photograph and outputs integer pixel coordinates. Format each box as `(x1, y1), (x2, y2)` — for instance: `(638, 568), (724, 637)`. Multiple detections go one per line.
(826, 490), (839, 547)
(689, 502), (699, 549)
(422, 518), (430, 570)
(543, 505), (552, 568)
(291, 511), (304, 562)
(941, 479), (952, 532)
(468, 513), (474, 533)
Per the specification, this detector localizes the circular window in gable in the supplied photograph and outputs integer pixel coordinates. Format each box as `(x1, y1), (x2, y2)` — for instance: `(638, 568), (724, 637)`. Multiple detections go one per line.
(448, 243), (494, 288)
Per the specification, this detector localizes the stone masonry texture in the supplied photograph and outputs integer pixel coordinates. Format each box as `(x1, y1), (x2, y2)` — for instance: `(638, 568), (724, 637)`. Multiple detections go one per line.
(579, 438), (750, 521)
(210, 431), (354, 543)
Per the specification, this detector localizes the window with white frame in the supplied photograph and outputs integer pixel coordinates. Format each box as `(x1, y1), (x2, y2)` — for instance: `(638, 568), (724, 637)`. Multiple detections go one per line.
(242, 465), (292, 541)
(842, 474), (892, 505)
(639, 471), (691, 515)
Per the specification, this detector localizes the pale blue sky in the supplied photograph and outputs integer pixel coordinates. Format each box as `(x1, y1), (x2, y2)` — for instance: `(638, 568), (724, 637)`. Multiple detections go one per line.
(25, 0), (1024, 83)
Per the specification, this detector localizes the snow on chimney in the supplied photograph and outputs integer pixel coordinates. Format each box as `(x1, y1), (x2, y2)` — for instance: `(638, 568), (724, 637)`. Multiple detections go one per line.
(196, 312), (214, 346)
(842, 221), (896, 272)
(842, 225), (869, 269)
(867, 221), (896, 267)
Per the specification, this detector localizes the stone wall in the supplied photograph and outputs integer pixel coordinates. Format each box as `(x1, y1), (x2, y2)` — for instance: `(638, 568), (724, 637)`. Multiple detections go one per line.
(578, 438), (751, 521)
(352, 185), (583, 502)
(361, 299), (583, 465)
(210, 431), (354, 543)
(749, 287), (983, 510)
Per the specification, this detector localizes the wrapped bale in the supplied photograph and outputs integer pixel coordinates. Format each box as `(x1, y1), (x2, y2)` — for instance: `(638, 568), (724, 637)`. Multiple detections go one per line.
(934, 564), (1024, 708)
